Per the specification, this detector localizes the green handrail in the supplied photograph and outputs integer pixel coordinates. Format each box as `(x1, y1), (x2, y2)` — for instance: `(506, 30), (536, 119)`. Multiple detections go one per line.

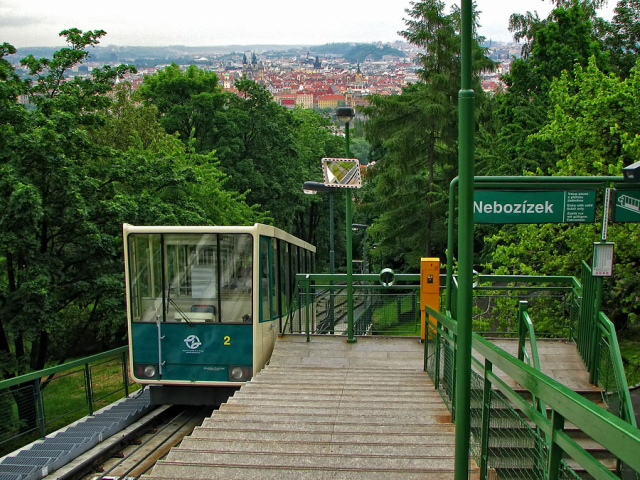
(598, 312), (637, 429)
(425, 304), (640, 477)
(0, 346), (128, 391)
(517, 301), (547, 419)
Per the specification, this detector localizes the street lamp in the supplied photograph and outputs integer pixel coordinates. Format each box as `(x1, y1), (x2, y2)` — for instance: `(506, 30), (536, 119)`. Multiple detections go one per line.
(303, 181), (337, 334)
(336, 107), (357, 343)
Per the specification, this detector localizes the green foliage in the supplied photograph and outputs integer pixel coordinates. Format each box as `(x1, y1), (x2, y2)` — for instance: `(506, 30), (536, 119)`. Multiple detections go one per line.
(0, 29), (260, 379)
(480, 1), (609, 177)
(484, 57), (640, 330)
(360, 0), (493, 271)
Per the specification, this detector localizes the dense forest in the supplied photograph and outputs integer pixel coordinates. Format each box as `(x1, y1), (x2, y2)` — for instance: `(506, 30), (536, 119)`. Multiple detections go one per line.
(0, 0), (639, 382)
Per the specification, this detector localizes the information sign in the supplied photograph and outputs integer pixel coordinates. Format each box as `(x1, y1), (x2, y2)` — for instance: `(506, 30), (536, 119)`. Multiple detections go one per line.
(592, 242), (615, 277)
(612, 189), (640, 223)
(473, 190), (596, 224)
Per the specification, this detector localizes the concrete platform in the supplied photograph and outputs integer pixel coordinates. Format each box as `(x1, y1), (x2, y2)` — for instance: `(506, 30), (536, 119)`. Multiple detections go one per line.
(145, 336), (466, 479)
(475, 338), (601, 396)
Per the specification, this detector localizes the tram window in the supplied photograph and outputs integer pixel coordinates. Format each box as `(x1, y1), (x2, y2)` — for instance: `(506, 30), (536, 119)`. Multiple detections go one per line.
(281, 241), (289, 315)
(127, 233), (252, 324)
(259, 237), (271, 322)
(272, 238), (280, 319)
(218, 234), (253, 324)
(127, 234), (162, 322)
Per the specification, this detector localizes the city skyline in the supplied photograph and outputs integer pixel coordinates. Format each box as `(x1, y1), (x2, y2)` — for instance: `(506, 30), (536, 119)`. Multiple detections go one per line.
(1, 0), (617, 48)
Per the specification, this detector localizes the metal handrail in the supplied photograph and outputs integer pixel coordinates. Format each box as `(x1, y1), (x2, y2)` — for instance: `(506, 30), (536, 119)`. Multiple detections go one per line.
(425, 304), (640, 477)
(0, 346), (128, 390)
(0, 346), (131, 452)
(598, 312), (637, 429)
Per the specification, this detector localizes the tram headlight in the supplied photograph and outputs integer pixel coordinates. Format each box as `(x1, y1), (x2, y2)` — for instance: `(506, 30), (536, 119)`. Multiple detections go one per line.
(134, 363), (158, 380)
(229, 365), (252, 381)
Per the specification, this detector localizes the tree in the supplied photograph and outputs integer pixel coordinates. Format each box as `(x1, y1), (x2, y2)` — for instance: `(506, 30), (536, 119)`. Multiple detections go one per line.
(480, 0), (610, 177)
(360, 0), (493, 269)
(136, 63), (226, 152)
(485, 57), (640, 330)
(0, 30), (260, 383)
(604, 0), (640, 77)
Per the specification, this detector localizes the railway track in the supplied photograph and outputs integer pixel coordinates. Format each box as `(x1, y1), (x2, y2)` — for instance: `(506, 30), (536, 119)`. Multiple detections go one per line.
(51, 405), (212, 480)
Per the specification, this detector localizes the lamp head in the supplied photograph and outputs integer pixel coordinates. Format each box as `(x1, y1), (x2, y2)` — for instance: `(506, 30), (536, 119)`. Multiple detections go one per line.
(336, 107), (355, 123)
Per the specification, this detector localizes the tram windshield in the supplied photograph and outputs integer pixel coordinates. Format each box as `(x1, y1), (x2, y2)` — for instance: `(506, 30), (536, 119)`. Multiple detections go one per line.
(127, 233), (253, 324)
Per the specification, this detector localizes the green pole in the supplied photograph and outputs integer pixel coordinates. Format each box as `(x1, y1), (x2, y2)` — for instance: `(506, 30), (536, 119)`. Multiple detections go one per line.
(590, 276), (603, 383)
(455, 0), (474, 477)
(329, 191), (335, 335)
(345, 121), (356, 343)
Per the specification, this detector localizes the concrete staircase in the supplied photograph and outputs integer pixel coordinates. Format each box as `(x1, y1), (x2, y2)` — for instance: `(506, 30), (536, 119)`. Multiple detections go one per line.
(144, 336), (464, 479)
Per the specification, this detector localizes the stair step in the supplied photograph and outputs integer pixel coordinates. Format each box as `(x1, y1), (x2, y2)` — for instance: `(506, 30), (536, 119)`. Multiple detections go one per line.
(188, 428), (456, 444)
(145, 464), (455, 479)
(218, 403), (450, 417)
(161, 450), (456, 470)
(179, 438), (456, 456)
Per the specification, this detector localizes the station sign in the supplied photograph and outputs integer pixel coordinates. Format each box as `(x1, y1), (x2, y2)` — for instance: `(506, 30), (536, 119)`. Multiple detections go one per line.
(474, 190), (596, 224)
(612, 189), (640, 223)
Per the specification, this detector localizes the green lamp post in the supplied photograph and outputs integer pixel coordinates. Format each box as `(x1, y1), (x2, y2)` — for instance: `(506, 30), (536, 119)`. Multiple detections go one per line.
(336, 107), (357, 343)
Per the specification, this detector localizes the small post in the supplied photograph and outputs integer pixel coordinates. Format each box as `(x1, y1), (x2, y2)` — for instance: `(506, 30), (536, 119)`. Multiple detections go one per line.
(434, 321), (441, 389)
(547, 410), (565, 480)
(122, 351), (129, 397)
(34, 379), (46, 439)
(517, 301), (528, 362)
(84, 363), (94, 416)
(480, 359), (493, 480)
(305, 276), (311, 342)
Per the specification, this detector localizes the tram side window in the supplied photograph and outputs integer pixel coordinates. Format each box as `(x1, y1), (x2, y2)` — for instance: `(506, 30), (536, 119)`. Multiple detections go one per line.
(280, 241), (289, 316)
(219, 234), (253, 324)
(260, 238), (271, 322)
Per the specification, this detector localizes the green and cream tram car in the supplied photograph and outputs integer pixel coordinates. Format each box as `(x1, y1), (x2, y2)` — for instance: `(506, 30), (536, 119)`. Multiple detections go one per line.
(123, 224), (315, 405)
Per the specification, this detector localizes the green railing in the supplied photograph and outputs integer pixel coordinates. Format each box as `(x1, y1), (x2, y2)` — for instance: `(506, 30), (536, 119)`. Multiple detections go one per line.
(425, 305), (640, 479)
(0, 346), (135, 456)
(466, 275), (579, 339)
(576, 264), (636, 429)
(517, 301), (546, 418)
(283, 273), (421, 338)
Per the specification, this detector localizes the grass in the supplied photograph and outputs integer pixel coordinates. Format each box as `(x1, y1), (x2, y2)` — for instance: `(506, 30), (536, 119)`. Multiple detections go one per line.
(370, 294), (420, 335)
(0, 353), (140, 457)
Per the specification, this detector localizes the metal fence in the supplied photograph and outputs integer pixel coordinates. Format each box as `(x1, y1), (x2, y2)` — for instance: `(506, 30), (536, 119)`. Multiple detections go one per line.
(425, 305), (640, 479)
(289, 287), (420, 337)
(0, 347), (135, 457)
(283, 273), (422, 338)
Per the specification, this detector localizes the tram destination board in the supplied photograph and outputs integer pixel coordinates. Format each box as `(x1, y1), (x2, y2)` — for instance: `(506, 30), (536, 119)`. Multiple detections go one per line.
(612, 189), (640, 222)
(474, 190), (596, 224)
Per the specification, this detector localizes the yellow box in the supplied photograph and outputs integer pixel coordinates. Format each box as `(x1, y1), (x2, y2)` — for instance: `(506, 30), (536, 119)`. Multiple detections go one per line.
(420, 257), (440, 340)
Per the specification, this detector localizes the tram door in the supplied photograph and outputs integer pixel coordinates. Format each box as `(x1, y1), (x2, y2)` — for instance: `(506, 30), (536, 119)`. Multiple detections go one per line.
(259, 237), (277, 363)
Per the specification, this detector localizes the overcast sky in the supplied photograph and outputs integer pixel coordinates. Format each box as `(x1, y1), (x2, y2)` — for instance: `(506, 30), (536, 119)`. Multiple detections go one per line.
(1, 0), (617, 48)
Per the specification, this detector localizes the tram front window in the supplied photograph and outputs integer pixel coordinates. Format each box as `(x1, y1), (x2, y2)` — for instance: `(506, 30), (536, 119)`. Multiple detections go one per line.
(127, 233), (253, 324)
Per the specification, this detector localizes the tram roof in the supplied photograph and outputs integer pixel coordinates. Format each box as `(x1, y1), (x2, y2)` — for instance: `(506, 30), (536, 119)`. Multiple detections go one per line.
(122, 223), (315, 252)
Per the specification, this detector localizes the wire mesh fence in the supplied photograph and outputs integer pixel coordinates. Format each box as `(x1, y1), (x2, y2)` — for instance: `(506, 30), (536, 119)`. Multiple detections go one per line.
(472, 290), (573, 339)
(293, 288), (420, 337)
(0, 348), (136, 457)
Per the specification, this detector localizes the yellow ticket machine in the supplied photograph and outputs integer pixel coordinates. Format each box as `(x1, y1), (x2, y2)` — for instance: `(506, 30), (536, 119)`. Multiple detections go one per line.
(420, 257), (440, 340)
